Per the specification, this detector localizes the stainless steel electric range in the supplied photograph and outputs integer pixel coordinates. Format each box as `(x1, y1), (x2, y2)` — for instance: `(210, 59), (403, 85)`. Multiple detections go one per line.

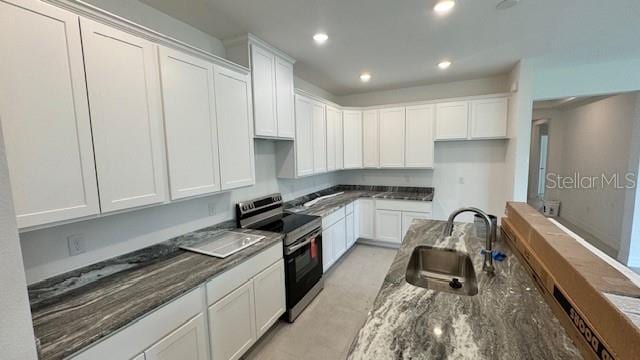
(237, 193), (323, 322)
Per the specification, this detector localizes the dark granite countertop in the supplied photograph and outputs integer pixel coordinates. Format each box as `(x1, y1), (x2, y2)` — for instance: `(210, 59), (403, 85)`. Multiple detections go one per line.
(285, 185), (434, 218)
(28, 222), (284, 360)
(347, 220), (582, 360)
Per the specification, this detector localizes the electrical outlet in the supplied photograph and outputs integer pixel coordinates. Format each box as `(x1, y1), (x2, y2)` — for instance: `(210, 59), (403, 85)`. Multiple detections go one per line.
(67, 234), (86, 256)
(208, 202), (216, 216)
(458, 177), (465, 185)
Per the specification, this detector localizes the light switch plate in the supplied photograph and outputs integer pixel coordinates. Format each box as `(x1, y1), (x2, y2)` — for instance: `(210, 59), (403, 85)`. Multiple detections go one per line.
(67, 234), (86, 256)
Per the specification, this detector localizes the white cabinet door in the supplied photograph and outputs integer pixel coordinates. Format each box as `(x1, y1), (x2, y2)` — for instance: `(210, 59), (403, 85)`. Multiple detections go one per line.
(326, 106), (343, 171)
(336, 111), (344, 170)
(375, 210), (402, 244)
(275, 57), (295, 138)
(145, 313), (208, 360)
(81, 18), (167, 212)
(209, 281), (256, 360)
(213, 66), (256, 190)
(435, 101), (469, 140)
(0, 0), (100, 228)
(346, 212), (356, 249)
(470, 97), (508, 139)
(253, 260), (286, 338)
(405, 105), (434, 168)
(312, 101), (327, 173)
(401, 212), (431, 242)
(295, 95), (314, 176)
(362, 110), (379, 168)
(343, 110), (363, 169)
(159, 47), (221, 200)
(326, 107), (337, 172)
(250, 45), (277, 137)
(379, 107), (405, 168)
(322, 226), (335, 272)
(332, 217), (347, 262)
(358, 199), (375, 239)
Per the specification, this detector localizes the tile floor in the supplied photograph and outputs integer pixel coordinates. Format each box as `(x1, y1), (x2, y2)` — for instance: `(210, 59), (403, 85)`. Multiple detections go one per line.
(242, 244), (397, 360)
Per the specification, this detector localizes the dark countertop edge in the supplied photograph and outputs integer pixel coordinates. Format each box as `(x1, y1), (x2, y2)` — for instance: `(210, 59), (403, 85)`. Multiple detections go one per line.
(34, 231), (284, 360)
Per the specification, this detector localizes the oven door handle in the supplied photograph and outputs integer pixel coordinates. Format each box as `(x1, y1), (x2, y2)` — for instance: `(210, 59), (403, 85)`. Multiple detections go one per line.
(285, 231), (320, 255)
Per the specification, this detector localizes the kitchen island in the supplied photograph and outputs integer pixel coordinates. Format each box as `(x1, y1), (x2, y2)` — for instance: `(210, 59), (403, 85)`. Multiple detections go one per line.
(348, 219), (582, 359)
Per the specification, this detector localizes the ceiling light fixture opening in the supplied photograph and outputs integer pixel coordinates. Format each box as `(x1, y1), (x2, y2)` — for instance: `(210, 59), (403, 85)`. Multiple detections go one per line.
(438, 60), (452, 69)
(360, 73), (372, 82)
(313, 33), (329, 44)
(434, 0), (456, 14)
(496, 0), (519, 10)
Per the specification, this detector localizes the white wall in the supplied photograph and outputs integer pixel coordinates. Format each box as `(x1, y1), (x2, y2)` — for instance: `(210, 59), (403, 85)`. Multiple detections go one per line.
(0, 125), (38, 359)
(80, 0), (226, 56)
(540, 94), (639, 252)
(20, 141), (339, 284)
(294, 76), (338, 103)
(336, 76), (509, 107)
(339, 140), (508, 222)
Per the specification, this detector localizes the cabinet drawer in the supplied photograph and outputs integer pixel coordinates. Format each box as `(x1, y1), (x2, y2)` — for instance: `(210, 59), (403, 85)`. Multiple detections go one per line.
(322, 207), (346, 229)
(375, 199), (432, 213)
(206, 242), (282, 306)
(345, 202), (354, 215)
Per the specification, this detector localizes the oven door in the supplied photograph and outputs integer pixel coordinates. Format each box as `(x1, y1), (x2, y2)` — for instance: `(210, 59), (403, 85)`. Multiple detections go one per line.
(284, 228), (323, 309)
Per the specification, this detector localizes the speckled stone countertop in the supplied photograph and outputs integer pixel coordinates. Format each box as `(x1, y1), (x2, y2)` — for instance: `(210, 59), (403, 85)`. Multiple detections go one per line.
(28, 222), (284, 360)
(348, 220), (582, 360)
(285, 185), (434, 217)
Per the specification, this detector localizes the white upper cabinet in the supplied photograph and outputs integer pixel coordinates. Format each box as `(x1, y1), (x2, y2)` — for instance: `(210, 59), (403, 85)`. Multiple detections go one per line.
(435, 97), (508, 141)
(379, 107), (405, 168)
(0, 0), (100, 228)
(275, 58), (296, 138)
(470, 97), (508, 139)
(213, 66), (256, 190)
(294, 95), (315, 177)
(249, 43), (295, 139)
(326, 106), (337, 172)
(159, 47), (221, 200)
(362, 110), (380, 168)
(250, 45), (277, 137)
(343, 110), (363, 169)
(326, 106), (344, 172)
(312, 101), (327, 173)
(405, 104), (435, 168)
(81, 18), (168, 212)
(435, 101), (469, 141)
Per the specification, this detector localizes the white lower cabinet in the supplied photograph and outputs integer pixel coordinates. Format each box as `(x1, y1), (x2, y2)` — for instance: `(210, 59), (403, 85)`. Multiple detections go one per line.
(253, 260), (286, 338)
(323, 216), (346, 272)
(145, 313), (208, 360)
(402, 212), (432, 241)
(332, 218), (347, 262)
(358, 199), (375, 239)
(375, 210), (403, 244)
(346, 212), (356, 249)
(209, 281), (256, 360)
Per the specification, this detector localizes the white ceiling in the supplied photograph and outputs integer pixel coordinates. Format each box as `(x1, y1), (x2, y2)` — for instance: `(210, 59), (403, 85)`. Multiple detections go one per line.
(139, 0), (640, 96)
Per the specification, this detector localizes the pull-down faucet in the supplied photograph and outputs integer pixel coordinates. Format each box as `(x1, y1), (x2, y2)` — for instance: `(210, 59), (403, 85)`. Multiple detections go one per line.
(444, 207), (496, 274)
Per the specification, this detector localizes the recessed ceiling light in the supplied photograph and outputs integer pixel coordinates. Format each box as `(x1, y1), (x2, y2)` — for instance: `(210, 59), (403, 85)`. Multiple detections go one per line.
(313, 33), (328, 44)
(434, 0), (455, 14)
(496, 0), (519, 10)
(360, 73), (371, 82)
(438, 60), (452, 69)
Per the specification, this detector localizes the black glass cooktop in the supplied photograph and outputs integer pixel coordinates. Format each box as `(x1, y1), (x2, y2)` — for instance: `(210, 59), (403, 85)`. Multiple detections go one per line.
(252, 213), (319, 234)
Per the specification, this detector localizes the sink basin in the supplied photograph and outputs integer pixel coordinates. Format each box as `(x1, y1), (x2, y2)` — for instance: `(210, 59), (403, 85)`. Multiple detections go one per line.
(405, 246), (478, 296)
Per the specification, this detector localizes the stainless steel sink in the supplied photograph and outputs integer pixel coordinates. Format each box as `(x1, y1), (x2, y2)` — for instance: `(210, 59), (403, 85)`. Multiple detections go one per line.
(405, 246), (478, 296)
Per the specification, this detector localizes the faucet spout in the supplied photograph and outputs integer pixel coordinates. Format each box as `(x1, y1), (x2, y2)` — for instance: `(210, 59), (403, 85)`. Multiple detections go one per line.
(443, 207), (496, 274)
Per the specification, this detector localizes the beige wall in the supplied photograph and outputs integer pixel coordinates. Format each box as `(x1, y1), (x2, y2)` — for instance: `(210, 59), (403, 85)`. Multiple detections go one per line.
(539, 93), (640, 252)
